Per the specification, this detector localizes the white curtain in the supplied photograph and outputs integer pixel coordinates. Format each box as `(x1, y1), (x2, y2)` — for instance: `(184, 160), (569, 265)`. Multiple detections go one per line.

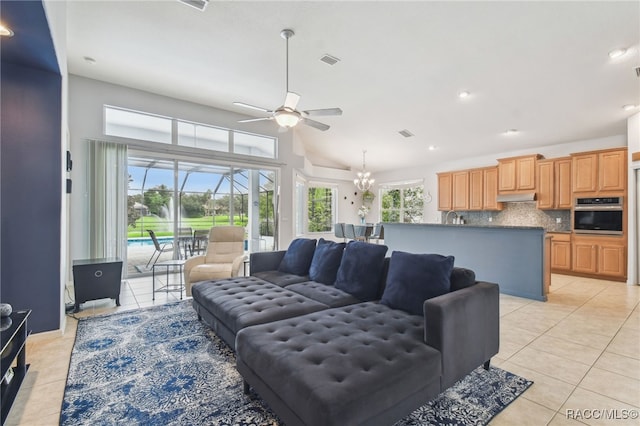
(88, 140), (128, 268)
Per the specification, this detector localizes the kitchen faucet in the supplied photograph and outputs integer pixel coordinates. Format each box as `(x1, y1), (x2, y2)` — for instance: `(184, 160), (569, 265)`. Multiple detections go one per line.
(445, 210), (458, 224)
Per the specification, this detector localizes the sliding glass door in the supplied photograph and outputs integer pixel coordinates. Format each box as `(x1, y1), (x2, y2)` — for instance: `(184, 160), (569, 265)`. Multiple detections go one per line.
(126, 155), (276, 277)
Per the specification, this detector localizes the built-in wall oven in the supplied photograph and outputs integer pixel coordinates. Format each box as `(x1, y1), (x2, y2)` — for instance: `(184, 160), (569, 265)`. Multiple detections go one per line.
(573, 197), (623, 235)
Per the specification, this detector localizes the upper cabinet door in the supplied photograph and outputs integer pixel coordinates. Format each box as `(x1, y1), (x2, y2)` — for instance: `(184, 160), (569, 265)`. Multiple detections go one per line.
(555, 158), (572, 209)
(469, 169), (484, 210)
(452, 171), (469, 210)
(536, 160), (554, 209)
(437, 172), (452, 211)
(572, 153), (598, 193)
(598, 150), (626, 192)
(516, 156), (537, 190)
(498, 158), (517, 192)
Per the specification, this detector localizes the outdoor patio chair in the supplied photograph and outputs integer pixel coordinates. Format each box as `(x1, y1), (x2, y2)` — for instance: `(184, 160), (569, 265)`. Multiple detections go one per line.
(145, 229), (174, 268)
(192, 229), (210, 255)
(177, 226), (193, 258)
(184, 226), (246, 297)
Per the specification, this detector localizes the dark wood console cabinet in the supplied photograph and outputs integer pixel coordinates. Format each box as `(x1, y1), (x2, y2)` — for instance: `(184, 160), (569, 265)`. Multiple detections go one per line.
(1, 310), (31, 424)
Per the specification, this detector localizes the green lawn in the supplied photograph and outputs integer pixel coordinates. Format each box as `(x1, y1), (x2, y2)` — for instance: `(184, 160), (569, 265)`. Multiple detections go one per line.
(128, 215), (248, 238)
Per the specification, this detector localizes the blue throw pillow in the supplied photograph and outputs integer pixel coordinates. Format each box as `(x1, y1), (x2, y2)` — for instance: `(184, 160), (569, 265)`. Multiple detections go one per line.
(308, 238), (346, 285)
(278, 238), (317, 276)
(334, 241), (388, 301)
(381, 251), (455, 315)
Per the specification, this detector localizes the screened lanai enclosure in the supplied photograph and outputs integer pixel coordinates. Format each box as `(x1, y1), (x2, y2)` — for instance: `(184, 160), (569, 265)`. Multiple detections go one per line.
(127, 156), (277, 277)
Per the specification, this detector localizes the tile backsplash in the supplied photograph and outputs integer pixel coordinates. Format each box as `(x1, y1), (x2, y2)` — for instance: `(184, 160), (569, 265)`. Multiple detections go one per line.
(443, 202), (571, 232)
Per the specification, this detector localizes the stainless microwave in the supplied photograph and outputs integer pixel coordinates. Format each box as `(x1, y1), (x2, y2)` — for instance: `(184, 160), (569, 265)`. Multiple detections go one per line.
(573, 197), (623, 235)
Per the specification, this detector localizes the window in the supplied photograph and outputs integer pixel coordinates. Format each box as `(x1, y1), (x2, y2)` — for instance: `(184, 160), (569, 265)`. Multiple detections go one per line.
(233, 131), (276, 159)
(307, 186), (335, 233)
(177, 121), (228, 152)
(104, 106), (277, 160)
(105, 106), (172, 144)
(380, 184), (424, 223)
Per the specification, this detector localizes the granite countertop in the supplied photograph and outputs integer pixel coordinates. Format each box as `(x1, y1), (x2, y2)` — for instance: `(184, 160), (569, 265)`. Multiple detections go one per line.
(384, 223), (545, 231)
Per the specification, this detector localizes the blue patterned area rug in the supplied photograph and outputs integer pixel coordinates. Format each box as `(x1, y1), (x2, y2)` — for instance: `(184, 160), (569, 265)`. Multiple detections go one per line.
(61, 301), (532, 425)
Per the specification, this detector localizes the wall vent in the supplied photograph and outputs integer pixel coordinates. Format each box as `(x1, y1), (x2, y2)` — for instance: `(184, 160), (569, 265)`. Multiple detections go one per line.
(178, 0), (208, 11)
(320, 54), (340, 66)
(398, 129), (414, 138)
(635, 66), (640, 77)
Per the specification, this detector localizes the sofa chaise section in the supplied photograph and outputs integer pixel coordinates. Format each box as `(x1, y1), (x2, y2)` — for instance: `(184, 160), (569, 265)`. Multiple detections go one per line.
(191, 276), (328, 350)
(236, 302), (442, 426)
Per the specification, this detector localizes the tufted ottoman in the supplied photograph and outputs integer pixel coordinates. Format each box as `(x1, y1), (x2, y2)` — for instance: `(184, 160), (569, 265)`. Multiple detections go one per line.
(191, 276), (328, 350)
(236, 302), (442, 426)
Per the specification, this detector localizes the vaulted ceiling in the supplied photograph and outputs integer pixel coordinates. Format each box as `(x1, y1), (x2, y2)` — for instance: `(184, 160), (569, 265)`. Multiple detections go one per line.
(61, 1), (640, 173)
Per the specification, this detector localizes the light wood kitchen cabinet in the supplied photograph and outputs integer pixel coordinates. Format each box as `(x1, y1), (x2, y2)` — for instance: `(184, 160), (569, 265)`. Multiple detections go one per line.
(548, 233), (571, 271)
(556, 158), (572, 208)
(437, 172), (452, 211)
(537, 157), (571, 210)
(498, 154), (542, 193)
(483, 167), (503, 210)
(469, 169), (483, 210)
(572, 235), (626, 279)
(572, 148), (626, 194)
(452, 171), (469, 210)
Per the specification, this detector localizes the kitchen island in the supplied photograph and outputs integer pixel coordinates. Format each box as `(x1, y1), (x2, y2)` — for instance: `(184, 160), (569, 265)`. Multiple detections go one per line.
(383, 223), (548, 301)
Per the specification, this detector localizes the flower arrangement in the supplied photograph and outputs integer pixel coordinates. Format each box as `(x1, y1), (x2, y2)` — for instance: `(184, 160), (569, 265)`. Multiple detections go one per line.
(357, 205), (369, 218)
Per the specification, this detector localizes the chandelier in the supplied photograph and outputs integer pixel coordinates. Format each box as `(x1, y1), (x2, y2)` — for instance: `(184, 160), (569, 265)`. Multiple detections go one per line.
(353, 150), (375, 191)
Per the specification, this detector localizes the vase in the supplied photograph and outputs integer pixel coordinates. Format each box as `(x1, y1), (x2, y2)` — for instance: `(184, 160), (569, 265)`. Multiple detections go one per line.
(360, 217), (365, 224)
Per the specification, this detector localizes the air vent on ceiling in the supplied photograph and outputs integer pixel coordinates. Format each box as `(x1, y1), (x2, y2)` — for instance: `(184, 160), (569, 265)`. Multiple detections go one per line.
(178, 0), (208, 11)
(398, 129), (414, 138)
(320, 54), (340, 66)
(635, 66), (640, 77)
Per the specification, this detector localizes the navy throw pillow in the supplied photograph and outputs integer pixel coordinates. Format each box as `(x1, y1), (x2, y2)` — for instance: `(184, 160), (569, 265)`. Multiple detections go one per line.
(278, 238), (317, 276)
(381, 251), (455, 316)
(334, 241), (388, 301)
(309, 238), (346, 285)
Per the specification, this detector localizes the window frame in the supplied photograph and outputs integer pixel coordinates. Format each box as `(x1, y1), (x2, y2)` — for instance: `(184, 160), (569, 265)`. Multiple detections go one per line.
(379, 181), (424, 224)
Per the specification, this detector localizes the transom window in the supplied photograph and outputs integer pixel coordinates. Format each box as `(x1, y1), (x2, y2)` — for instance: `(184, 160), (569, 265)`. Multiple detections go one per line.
(104, 105), (276, 159)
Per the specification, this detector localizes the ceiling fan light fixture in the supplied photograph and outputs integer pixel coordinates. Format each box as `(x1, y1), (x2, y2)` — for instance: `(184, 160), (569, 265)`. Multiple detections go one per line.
(608, 48), (627, 59)
(0, 23), (14, 37)
(274, 109), (301, 128)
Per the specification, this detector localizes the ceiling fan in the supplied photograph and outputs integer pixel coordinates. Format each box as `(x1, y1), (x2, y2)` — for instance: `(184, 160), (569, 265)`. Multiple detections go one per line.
(234, 29), (342, 131)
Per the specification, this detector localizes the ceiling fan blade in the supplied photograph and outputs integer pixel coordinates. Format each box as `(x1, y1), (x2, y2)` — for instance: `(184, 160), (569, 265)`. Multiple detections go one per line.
(233, 102), (272, 113)
(284, 92), (301, 110)
(301, 117), (330, 131)
(302, 108), (343, 116)
(238, 117), (273, 123)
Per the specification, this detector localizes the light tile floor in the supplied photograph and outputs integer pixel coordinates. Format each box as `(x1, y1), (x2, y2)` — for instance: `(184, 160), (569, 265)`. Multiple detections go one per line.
(5, 274), (640, 425)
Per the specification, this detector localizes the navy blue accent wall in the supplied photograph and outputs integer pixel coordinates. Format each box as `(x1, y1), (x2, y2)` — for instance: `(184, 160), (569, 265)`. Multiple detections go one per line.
(1, 62), (62, 332)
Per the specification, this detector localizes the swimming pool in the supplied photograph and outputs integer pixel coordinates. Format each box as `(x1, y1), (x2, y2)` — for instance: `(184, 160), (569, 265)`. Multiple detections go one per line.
(127, 236), (173, 247)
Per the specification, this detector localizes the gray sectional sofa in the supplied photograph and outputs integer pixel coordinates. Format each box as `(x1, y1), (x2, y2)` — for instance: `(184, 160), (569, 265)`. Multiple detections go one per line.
(191, 238), (499, 426)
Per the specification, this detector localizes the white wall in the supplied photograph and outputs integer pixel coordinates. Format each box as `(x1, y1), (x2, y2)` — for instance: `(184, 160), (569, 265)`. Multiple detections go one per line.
(67, 75), (306, 259)
(43, 0), (69, 331)
(627, 112), (639, 285)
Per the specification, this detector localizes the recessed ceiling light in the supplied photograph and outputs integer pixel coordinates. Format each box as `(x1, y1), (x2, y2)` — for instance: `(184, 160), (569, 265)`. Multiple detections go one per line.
(428, 145), (437, 151)
(608, 48), (628, 59)
(504, 129), (519, 135)
(623, 104), (637, 111)
(84, 56), (97, 65)
(458, 91), (470, 98)
(0, 24), (14, 37)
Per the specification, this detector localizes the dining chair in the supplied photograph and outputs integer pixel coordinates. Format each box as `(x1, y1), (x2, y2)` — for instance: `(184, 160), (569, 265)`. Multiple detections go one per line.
(343, 224), (357, 241)
(334, 223), (346, 242)
(370, 223), (384, 244)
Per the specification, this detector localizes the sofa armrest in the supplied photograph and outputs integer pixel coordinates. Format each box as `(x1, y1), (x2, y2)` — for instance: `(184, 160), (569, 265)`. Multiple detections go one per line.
(249, 250), (286, 274)
(423, 281), (500, 390)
